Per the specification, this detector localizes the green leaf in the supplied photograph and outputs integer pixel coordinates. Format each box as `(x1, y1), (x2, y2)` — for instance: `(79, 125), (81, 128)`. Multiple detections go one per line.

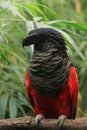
(17, 103), (26, 116)
(56, 29), (85, 60)
(18, 92), (28, 105)
(9, 97), (18, 118)
(0, 93), (9, 119)
(26, 21), (34, 33)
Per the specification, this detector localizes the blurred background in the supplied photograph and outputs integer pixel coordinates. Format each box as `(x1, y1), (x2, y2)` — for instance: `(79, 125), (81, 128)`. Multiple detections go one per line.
(0, 0), (87, 119)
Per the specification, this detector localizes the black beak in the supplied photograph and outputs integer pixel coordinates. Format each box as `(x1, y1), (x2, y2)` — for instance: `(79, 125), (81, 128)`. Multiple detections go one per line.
(22, 32), (38, 48)
(22, 37), (29, 48)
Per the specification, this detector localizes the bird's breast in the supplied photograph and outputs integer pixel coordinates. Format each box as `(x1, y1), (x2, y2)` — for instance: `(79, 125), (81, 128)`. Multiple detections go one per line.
(28, 50), (71, 95)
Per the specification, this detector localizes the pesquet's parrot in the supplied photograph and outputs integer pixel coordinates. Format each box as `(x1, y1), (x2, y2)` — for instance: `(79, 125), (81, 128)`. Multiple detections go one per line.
(22, 28), (79, 128)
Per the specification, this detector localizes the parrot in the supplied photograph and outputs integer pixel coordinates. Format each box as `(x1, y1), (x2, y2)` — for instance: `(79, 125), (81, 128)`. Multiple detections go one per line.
(22, 28), (79, 128)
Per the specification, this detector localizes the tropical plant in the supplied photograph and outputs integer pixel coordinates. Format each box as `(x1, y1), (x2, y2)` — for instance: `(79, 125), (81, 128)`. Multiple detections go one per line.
(0, 0), (87, 118)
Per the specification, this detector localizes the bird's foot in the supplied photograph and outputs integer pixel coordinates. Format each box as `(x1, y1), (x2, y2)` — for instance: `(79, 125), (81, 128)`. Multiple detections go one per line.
(35, 114), (45, 125)
(58, 114), (67, 128)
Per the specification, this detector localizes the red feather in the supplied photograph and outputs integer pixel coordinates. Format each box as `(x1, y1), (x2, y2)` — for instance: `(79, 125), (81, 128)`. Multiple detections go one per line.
(25, 66), (79, 119)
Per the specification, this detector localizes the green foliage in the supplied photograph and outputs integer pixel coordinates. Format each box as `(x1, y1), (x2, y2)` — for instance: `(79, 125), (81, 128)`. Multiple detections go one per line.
(0, 0), (87, 118)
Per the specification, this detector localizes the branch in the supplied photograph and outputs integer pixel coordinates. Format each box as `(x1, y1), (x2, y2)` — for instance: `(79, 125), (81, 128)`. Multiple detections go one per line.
(0, 116), (87, 130)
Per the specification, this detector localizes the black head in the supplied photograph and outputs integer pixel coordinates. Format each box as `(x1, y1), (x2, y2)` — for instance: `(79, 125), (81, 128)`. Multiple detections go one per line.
(22, 28), (66, 52)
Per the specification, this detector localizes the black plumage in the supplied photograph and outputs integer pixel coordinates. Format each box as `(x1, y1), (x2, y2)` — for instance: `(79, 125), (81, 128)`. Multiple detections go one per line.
(22, 28), (72, 95)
